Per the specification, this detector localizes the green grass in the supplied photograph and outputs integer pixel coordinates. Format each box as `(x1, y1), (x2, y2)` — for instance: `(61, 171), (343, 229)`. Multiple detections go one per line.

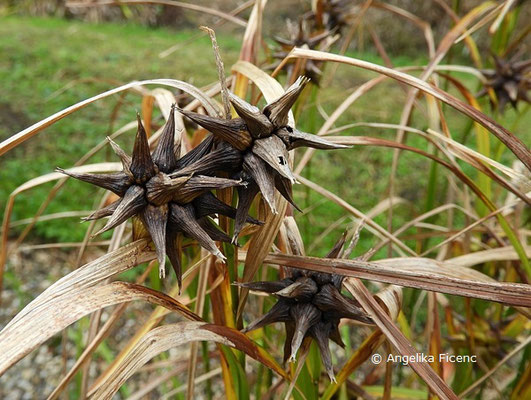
(0, 15), (528, 256)
(0, 16), (241, 242)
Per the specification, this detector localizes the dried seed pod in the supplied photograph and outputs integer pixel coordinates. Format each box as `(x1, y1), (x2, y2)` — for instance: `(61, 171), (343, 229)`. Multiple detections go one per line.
(58, 106), (252, 284)
(241, 233), (373, 381)
(478, 53), (531, 113)
(307, 0), (357, 32)
(271, 19), (336, 84)
(177, 76), (346, 241)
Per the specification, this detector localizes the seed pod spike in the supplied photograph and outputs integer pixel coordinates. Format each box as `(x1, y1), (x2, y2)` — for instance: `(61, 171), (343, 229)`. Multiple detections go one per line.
(233, 180), (260, 243)
(130, 114), (157, 183)
(283, 322), (295, 363)
(228, 92), (273, 138)
(274, 175), (301, 212)
(176, 144), (242, 177)
(329, 321), (345, 348)
(252, 135), (297, 184)
(177, 108), (251, 151)
(82, 199), (120, 221)
(172, 175), (244, 204)
(263, 76), (310, 127)
(151, 106), (178, 173)
(197, 217), (232, 244)
(234, 279), (293, 293)
(243, 153), (277, 214)
(503, 80), (519, 102)
(242, 300), (291, 333)
(289, 303), (321, 362)
(194, 192), (262, 225)
(142, 204), (169, 279)
(106, 137), (132, 175)
(314, 284), (373, 324)
(56, 168), (131, 197)
(176, 134), (214, 168)
(326, 231), (348, 259)
(311, 323), (336, 382)
(276, 277), (318, 302)
(166, 228), (183, 293)
(145, 173), (192, 206)
(170, 203), (226, 262)
(277, 127), (348, 150)
(92, 185), (146, 237)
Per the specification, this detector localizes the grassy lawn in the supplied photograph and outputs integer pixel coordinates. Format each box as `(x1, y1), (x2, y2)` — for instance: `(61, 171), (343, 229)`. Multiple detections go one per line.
(1, 16), (528, 256)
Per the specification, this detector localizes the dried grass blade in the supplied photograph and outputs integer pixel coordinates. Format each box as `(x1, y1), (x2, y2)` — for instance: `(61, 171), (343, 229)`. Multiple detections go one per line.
(91, 322), (289, 399)
(253, 253), (531, 307)
(284, 48), (531, 170)
(0, 79), (220, 157)
(344, 279), (459, 400)
(0, 281), (196, 376)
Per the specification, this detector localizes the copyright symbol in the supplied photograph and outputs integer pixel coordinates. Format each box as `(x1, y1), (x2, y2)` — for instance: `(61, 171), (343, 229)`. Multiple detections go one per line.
(371, 353), (382, 364)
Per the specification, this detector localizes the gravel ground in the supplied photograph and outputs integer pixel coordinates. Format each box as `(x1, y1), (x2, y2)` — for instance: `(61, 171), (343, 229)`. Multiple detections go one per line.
(0, 245), (73, 399)
(0, 244), (203, 399)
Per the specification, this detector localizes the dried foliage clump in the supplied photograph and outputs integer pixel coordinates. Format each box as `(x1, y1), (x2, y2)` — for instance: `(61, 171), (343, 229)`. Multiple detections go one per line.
(478, 53), (531, 112)
(0, 1), (530, 399)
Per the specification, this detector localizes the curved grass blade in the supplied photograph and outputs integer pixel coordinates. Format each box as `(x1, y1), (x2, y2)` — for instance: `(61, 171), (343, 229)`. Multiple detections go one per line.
(91, 322), (289, 399)
(282, 48), (531, 170)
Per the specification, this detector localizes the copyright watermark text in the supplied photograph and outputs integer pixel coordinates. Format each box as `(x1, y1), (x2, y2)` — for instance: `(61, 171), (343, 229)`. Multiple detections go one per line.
(371, 353), (476, 365)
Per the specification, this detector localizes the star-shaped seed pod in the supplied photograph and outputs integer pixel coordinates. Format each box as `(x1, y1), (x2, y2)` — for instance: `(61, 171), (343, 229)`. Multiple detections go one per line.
(478, 54), (531, 113)
(311, 0), (356, 32)
(238, 235), (373, 382)
(272, 19), (336, 84)
(177, 77), (347, 241)
(57, 107), (252, 285)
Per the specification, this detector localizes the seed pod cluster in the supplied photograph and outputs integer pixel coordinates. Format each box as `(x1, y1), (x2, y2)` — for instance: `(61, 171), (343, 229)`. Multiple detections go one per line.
(58, 76), (346, 286)
(307, 0), (356, 33)
(239, 235), (373, 381)
(271, 20), (336, 84)
(478, 53), (531, 112)
(57, 106), (257, 286)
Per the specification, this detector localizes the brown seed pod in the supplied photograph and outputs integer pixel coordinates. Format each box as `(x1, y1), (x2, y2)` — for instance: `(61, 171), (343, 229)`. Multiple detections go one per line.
(177, 76), (347, 241)
(271, 19), (336, 84)
(240, 233), (374, 381)
(478, 53), (531, 113)
(57, 106), (255, 285)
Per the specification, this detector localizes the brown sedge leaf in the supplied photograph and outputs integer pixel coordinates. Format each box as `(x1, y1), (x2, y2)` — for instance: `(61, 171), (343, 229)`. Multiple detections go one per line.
(244, 252), (531, 308)
(0, 280), (199, 376)
(282, 48), (531, 170)
(91, 322), (289, 399)
(0, 78), (221, 157)
(47, 258), (160, 400)
(344, 278), (459, 400)
(88, 253), (210, 396)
